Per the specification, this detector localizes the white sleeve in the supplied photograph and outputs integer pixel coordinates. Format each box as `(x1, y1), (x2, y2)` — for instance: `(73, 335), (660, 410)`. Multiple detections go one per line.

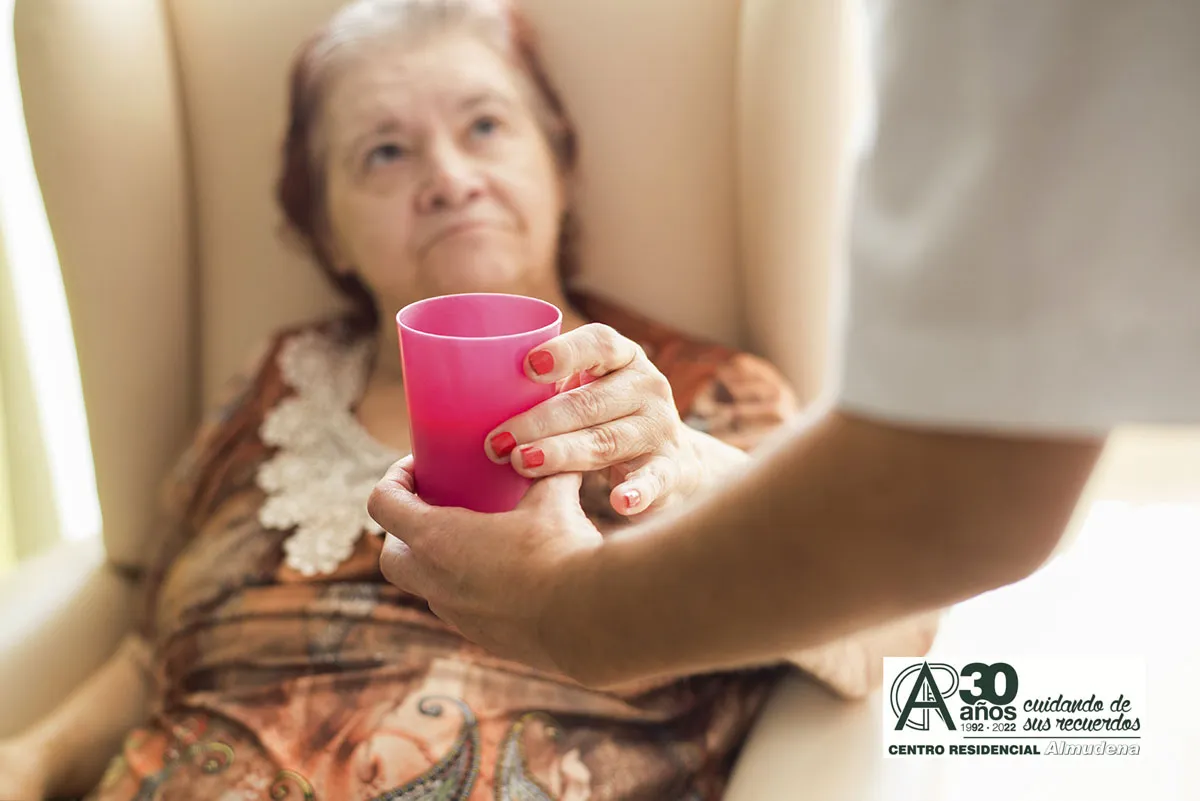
(837, 0), (1200, 436)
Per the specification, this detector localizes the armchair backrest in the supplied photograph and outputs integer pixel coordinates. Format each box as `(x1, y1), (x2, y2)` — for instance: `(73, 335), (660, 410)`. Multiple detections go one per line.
(15, 0), (858, 568)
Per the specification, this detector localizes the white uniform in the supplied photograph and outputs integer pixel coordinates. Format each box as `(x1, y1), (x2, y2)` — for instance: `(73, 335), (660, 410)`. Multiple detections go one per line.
(838, 0), (1200, 435)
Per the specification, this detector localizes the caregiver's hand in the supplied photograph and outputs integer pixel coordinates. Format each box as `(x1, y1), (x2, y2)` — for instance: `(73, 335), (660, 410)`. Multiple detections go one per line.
(484, 323), (709, 516)
(371, 456), (601, 674)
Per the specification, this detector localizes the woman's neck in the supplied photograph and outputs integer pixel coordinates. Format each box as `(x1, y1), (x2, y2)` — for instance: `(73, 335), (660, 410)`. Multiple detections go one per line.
(371, 312), (406, 386)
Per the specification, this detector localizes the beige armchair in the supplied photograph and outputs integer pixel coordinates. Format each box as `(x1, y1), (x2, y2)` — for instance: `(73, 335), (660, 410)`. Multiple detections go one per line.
(2, 0), (883, 796)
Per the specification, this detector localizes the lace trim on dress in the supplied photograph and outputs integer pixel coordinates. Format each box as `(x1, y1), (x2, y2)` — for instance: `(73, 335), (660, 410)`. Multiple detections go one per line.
(256, 330), (401, 576)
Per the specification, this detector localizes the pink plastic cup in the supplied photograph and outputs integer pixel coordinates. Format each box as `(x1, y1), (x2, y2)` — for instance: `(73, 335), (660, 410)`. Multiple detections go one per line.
(396, 293), (562, 512)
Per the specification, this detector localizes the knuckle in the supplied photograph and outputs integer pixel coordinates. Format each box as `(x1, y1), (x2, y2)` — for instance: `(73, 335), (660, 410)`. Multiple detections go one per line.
(563, 387), (607, 424)
(587, 425), (623, 461)
(366, 484), (390, 527)
(659, 399), (682, 432)
(642, 458), (679, 499)
(645, 467), (668, 497)
(557, 338), (580, 374)
(426, 598), (454, 625)
(420, 526), (454, 568)
(379, 541), (413, 586)
(425, 581), (452, 610)
(525, 410), (553, 441)
(591, 324), (623, 363)
(643, 416), (672, 451)
(635, 396), (673, 436)
(646, 371), (674, 402)
(566, 325), (597, 361)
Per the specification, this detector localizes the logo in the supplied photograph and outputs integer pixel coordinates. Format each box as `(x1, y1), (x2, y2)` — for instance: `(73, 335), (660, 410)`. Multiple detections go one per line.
(881, 657), (1146, 760)
(891, 662), (959, 730)
(891, 661), (1020, 731)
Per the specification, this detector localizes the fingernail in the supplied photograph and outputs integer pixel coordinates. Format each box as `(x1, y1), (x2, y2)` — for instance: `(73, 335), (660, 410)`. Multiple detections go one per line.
(490, 432), (517, 459)
(529, 350), (555, 376)
(623, 489), (641, 511)
(520, 447), (545, 469)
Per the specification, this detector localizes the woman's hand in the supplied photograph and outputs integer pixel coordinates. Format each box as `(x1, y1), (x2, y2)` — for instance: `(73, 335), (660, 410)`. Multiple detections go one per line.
(0, 737), (50, 800)
(484, 324), (716, 516)
(373, 457), (603, 675)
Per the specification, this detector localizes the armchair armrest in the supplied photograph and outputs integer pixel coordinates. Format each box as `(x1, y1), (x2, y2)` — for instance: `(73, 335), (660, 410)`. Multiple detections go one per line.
(0, 538), (135, 737)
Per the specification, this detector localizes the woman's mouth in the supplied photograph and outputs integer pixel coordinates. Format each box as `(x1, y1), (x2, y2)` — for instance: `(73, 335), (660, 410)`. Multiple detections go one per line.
(425, 220), (500, 250)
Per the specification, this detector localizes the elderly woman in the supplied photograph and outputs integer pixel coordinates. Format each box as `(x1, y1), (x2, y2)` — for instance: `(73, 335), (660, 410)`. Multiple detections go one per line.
(0, 0), (935, 798)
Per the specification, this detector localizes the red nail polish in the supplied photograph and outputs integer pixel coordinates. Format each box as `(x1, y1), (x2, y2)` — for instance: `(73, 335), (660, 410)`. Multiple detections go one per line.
(623, 489), (641, 511)
(490, 432), (517, 459)
(520, 447), (545, 469)
(529, 350), (555, 376)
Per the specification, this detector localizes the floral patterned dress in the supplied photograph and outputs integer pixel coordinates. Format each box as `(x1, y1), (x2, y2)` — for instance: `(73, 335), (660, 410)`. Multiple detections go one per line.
(86, 293), (801, 801)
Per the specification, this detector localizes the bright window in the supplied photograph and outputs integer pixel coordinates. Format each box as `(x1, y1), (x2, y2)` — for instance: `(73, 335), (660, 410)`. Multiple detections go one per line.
(0, 0), (101, 547)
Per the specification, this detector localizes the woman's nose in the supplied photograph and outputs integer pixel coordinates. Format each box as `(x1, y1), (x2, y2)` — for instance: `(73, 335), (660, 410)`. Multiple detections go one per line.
(416, 145), (485, 213)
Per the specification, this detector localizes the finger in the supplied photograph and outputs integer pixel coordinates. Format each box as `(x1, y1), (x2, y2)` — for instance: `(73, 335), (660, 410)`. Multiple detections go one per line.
(611, 456), (678, 515)
(558, 372), (586, 392)
(383, 454), (417, 490)
(424, 600), (467, 638)
(367, 457), (428, 543)
(379, 535), (430, 597)
(524, 324), (641, 384)
(553, 373), (593, 394)
(511, 415), (669, 477)
(516, 471), (585, 513)
(487, 373), (649, 462)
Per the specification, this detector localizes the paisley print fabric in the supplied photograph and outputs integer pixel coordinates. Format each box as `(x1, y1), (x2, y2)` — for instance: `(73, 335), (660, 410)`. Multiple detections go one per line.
(86, 294), (800, 800)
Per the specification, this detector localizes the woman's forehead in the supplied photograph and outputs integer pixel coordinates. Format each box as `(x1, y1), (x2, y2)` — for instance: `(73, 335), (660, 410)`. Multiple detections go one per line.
(324, 35), (520, 126)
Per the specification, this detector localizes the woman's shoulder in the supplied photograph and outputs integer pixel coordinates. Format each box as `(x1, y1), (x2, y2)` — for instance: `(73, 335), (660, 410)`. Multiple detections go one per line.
(164, 316), (368, 510)
(258, 315), (369, 368)
(215, 315), (370, 404)
(570, 290), (800, 448)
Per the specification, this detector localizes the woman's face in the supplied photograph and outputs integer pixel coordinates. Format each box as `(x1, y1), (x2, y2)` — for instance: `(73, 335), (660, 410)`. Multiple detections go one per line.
(320, 33), (566, 309)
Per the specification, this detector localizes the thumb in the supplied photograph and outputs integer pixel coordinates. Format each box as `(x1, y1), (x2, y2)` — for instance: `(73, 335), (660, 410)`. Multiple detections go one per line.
(517, 471), (584, 513)
(367, 456), (425, 537)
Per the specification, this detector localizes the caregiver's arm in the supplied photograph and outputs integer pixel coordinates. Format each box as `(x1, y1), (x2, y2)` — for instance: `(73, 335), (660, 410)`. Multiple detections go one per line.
(545, 409), (1102, 687)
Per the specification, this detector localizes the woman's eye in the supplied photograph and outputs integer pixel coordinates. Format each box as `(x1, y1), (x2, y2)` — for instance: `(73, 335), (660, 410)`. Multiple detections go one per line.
(470, 115), (501, 138)
(365, 143), (406, 169)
